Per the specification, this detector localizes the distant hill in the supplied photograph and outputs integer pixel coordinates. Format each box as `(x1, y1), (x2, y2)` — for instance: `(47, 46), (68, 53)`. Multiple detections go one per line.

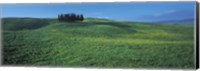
(157, 18), (195, 26)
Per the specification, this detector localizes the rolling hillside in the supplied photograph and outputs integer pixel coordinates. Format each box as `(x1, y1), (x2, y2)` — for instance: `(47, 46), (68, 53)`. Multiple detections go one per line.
(2, 18), (195, 68)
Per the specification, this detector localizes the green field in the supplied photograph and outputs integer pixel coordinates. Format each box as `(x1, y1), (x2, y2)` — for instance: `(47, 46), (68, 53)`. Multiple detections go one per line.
(2, 18), (195, 68)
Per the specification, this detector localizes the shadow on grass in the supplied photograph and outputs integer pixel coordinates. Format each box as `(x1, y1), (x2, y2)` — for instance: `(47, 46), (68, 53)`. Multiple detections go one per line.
(62, 21), (137, 33)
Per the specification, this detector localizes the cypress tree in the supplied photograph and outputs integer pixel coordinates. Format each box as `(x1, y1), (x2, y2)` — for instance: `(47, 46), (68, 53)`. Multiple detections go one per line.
(80, 14), (84, 21)
(60, 14), (64, 22)
(58, 13), (84, 22)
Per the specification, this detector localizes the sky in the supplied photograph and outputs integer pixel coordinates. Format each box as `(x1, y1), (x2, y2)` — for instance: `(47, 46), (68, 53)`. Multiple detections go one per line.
(0, 2), (196, 22)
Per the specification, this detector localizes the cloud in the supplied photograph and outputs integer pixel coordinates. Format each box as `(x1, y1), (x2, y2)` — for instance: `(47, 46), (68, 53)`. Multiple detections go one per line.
(85, 12), (111, 19)
(137, 10), (194, 22)
(96, 16), (110, 19)
(153, 10), (177, 17)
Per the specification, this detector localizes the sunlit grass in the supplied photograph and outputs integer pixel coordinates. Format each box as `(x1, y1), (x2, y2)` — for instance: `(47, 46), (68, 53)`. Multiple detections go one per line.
(2, 18), (195, 68)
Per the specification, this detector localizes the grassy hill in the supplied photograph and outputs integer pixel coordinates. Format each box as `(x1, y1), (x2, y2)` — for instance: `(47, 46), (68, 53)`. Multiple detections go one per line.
(2, 18), (195, 68)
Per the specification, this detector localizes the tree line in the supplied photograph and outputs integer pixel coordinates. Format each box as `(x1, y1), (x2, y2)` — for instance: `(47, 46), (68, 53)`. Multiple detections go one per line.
(58, 13), (84, 22)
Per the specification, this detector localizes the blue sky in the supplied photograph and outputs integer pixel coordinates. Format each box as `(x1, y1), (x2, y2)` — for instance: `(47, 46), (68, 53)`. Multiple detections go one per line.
(1, 2), (196, 22)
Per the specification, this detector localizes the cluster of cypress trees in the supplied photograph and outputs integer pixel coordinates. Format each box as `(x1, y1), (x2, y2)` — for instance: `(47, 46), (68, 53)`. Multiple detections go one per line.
(58, 13), (84, 22)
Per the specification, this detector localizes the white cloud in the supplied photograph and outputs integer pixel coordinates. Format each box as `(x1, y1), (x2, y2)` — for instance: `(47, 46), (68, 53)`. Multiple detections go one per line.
(96, 16), (110, 19)
(153, 10), (177, 17)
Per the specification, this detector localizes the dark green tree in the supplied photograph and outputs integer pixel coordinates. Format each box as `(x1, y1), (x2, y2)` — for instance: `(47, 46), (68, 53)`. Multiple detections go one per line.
(80, 14), (84, 21)
(58, 13), (84, 22)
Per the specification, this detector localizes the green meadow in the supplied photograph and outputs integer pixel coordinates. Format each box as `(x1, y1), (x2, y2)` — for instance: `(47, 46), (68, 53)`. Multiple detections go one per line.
(2, 18), (195, 68)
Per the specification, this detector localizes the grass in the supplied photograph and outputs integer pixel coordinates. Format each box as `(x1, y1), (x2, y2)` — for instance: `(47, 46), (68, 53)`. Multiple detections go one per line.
(2, 18), (195, 68)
